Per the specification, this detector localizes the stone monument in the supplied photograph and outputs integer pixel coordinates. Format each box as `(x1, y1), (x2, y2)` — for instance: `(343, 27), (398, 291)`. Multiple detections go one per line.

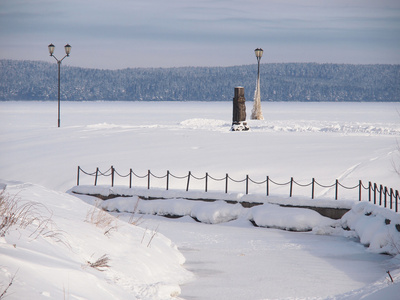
(231, 86), (249, 131)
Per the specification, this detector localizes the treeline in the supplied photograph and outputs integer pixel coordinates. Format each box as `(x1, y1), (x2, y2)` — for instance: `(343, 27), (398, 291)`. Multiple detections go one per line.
(0, 59), (399, 101)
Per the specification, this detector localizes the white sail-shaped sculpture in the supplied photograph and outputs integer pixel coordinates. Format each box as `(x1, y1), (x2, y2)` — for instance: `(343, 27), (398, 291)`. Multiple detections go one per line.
(251, 76), (263, 120)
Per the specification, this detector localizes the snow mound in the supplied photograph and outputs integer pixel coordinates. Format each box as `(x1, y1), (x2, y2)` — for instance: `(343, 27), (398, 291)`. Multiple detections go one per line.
(328, 267), (400, 300)
(178, 118), (400, 136)
(180, 118), (230, 130)
(251, 203), (334, 231)
(341, 202), (400, 255)
(71, 185), (355, 210)
(191, 201), (244, 223)
(101, 197), (246, 224)
(251, 120), (400, 135)
(95, 195), (336, 232)
(79, 189), (400, 255)
(85, 122), (135, 130)
(0, 181), (193, 300)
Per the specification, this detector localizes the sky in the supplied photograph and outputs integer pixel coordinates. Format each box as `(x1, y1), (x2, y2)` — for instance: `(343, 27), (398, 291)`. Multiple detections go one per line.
(0, 0), (399, 70)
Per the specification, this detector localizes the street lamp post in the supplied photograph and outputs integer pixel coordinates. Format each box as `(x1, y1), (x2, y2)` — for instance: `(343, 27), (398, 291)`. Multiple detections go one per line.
(48, 43), (71, 127)
(251, 48), (264, 120)
(255, 48), (263, 82)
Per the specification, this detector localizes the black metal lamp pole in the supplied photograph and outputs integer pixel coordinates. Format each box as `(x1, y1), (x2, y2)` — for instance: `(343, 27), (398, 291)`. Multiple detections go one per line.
(255, 48), (263, 84)
(48, 43), (71, 127)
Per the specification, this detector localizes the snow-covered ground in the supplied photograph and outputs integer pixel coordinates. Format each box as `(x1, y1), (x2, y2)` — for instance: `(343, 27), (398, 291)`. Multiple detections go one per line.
(1, 101), (400, 299)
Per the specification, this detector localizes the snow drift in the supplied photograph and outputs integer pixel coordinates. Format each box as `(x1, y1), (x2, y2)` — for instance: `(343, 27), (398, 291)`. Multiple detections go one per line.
(0, 181), (193, 300)
(71, 185), (400, 256)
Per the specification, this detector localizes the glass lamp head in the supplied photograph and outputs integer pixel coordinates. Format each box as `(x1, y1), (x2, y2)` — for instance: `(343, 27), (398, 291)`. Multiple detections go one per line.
(64, 44), (71, 56)
(48, 43), (55, 56)
(255, 48), (263, 59)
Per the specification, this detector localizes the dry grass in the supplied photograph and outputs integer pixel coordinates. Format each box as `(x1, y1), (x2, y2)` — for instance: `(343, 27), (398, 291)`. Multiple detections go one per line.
(0, 191), (69, 248)
(0, 190), (40, 237)
(128, 199), (144, 226)
(85, 199), (146, 237)
(85, 202), (120, 236)
(141, 225), (159, 248)
(387, 229), (400, 255)
(85, 254), (111, 272)
(63, 285), (69, 300)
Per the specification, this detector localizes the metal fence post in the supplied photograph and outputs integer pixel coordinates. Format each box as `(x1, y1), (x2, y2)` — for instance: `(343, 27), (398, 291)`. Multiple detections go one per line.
(225, 173), (228, 193)
(384, 186), (388, 208)
(368, 181), (372, 202)
(129, 168), (132, 189)
(335, 179), (338, 200)
(111, 166), (114, 187)
(77, 166), (80, 186)
(186, 171), (191, 191)
(166, 170), (169, 190)
(311, 178), (315, 199)
(290, 177), (293, 197)
(95, 167), (99, 186)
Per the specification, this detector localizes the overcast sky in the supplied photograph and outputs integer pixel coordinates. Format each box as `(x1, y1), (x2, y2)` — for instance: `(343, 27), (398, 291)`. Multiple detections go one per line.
(1, 0), (399, 69)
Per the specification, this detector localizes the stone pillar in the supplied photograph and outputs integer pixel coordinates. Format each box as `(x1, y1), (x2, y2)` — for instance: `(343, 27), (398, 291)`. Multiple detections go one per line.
(231, 86), (249, 131)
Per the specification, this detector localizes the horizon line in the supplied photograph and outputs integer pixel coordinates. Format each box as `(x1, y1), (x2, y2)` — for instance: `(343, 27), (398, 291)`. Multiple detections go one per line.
(1, 58), (399, 71)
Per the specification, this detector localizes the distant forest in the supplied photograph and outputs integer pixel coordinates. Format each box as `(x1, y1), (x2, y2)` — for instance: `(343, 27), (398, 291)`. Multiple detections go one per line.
(0, 59), (399, 101)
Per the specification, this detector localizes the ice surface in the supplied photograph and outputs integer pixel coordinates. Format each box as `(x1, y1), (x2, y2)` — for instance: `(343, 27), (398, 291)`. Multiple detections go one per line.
(1, 101), (400, 299)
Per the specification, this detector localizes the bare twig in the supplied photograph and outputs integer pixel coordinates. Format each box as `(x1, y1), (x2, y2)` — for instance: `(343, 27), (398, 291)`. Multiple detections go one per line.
(141, 228), (147, 244)
(128, 199), (144, 226)
(86, 254), (111, 272)
(0, 270), (18, 299)
(103, 225), (119, 237)
(147, 225), (159, 248)
(387, 270), (394, 283)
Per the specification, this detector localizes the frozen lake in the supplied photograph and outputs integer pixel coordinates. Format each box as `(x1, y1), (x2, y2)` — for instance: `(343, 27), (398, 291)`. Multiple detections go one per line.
(1, 101), (399, 197)
(1, 100), (400, 299)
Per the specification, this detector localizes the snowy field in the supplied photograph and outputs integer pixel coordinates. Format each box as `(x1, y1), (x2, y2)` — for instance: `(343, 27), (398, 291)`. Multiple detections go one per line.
(1, 101), (400, 299)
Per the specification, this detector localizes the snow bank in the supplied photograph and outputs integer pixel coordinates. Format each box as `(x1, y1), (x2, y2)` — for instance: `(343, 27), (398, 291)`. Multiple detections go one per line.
(180, 118), (230, 130)
(329, 267), (400, 300)
(100, 197), (246, 225)
(87, 192), (336, 232)
(2, 182), (400, 300)
(72, 185), (400, 255)
(179, 118), (400, 136)
(251, 203), (334, 231)
(191, 201), (244, 223)
(71, 185), (356, 209)
(0, 181), (193, 300)
(249, 120), (400, 135)
(341, 202), (400, 255)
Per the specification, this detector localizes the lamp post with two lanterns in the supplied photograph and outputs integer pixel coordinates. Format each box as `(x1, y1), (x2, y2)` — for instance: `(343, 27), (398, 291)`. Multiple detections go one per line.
(48, 43), (71, 128)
